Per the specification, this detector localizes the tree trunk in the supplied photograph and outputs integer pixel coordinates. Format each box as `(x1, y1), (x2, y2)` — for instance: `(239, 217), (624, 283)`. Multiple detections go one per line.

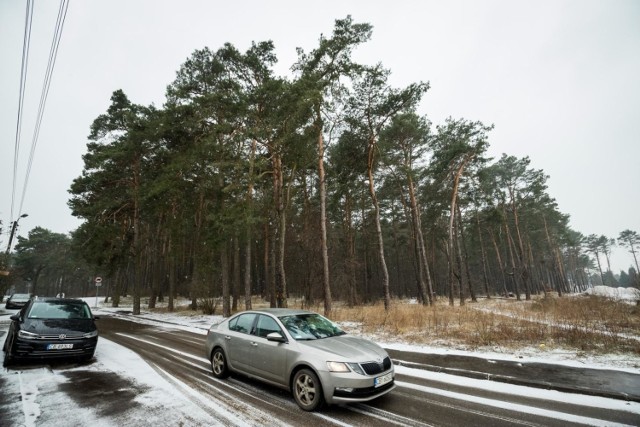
(221, 240), (230, 317)
(272, 154), (288, 308)
(367, 138), (391, 310)
(454, 221), (465, 306)
(408, 174), (432, 305)
(232, 235), (240, 311)
(509, 187), (531, 300)
(266, 222), (276, 307)
(168, 238), (175, 312)
(316, 111), (332, 317)
(594, 251), (605, 286)
(244, 140), (256, 310)
(448, 160), (468, 306)
(344, 194), (358, 307)
(132, 156), (141, 315)
(504, 218), (521, 301)
(457, 204), (476, 302)
(476, 212), (491, 298)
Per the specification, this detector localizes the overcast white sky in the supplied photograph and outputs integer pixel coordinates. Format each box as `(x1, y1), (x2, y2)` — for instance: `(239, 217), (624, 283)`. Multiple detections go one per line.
(1, 0), (639, 272)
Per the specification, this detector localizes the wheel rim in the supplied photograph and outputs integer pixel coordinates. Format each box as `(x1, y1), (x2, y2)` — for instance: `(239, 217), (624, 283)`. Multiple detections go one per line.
(295, 373), (317, 406)
(212, 351), (225, 375)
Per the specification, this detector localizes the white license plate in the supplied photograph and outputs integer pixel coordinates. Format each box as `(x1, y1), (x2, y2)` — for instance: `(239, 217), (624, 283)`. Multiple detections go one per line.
(374, 372), (393, 388)
(47, 344), (73, 350)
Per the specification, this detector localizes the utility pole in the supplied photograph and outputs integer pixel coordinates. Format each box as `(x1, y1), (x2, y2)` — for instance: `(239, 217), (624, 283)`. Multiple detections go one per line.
(5, 214), (28, 254)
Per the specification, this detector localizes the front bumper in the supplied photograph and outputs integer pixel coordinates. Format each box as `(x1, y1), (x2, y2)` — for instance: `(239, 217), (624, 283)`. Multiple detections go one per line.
(11, 336), (98, 359)
(318, 368), (396, 404)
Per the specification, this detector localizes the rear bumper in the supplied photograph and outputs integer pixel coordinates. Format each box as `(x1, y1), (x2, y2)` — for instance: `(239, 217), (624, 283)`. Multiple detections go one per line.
(5, 302), (27, 309)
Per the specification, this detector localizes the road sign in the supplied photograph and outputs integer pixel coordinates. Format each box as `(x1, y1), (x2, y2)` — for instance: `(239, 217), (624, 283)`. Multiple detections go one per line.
(95, 277), (102, 287)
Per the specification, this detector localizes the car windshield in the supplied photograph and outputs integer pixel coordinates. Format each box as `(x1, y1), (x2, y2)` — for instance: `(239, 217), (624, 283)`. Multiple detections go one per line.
(11, 294), (30, 301)
(279, 313), (345, 340)
(27, 302), (92, 320)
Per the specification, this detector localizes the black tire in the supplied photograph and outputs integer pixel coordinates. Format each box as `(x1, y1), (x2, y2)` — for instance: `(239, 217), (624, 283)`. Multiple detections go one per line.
(2, 351), (12, 366)
(210, 348), (229, 379)
(292, 368), (324, 411)
(3, 335), (14, 366)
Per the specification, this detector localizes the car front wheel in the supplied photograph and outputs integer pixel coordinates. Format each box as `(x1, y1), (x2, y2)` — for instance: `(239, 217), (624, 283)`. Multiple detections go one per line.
(3, 334), (15, 366)
(292, 368), (324, 411)
(211, 348), (229, 379)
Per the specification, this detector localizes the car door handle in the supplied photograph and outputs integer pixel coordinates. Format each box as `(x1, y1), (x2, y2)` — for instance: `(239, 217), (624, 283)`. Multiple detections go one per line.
(224, 336), (231, 340)
(250, 342), (258, 347)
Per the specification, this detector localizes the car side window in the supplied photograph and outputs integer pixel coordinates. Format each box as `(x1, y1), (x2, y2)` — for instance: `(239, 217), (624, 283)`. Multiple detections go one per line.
(229, 313), (256, 334)
(254, 315), (283, 339)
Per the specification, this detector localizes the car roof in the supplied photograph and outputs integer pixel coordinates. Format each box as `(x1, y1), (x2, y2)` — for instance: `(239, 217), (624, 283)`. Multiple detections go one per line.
(33, 297), (86, 304)
(244, 308), (317, 317)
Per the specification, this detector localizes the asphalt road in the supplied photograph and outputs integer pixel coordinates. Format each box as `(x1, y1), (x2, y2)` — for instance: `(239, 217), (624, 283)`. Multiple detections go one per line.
(2, 313), (639, 426)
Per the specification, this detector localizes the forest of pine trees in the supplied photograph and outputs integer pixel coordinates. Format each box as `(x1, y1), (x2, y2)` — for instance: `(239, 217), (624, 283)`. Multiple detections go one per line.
(2, 18), (639, 315)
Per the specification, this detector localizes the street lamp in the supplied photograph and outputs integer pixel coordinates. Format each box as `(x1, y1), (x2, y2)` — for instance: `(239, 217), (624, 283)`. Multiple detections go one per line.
(5, 213), (28, 254)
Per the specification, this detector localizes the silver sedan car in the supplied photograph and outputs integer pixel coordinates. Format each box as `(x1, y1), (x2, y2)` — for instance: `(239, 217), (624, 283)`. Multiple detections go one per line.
(204, 308), (395, 411)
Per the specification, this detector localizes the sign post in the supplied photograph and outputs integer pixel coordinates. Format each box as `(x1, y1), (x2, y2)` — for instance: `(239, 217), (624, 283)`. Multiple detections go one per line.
(95, 277), (102, 308)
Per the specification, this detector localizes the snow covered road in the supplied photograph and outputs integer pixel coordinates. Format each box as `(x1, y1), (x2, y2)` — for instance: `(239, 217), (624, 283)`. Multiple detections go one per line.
(3, 313), (639, 427)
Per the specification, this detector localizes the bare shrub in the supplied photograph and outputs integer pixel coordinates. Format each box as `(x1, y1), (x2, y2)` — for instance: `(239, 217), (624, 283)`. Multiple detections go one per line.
(199, 298), (219, 315)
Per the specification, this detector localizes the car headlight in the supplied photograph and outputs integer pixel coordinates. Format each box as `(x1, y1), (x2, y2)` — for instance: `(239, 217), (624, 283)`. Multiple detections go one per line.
(347, 362), (366, 375)
(83, 330), (98, 338)
(18, 330), (39, 340)
(326, 361), (351, 372)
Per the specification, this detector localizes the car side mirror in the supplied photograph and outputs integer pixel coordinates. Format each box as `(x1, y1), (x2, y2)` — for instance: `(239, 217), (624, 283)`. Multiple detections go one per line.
(93, 316), (100, 320)
(266, 332), (287, 343)
(10, 314), (19, 321)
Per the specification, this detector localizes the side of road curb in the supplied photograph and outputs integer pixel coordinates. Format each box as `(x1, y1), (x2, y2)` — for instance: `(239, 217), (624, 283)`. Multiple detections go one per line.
(393, 359), (638, 403)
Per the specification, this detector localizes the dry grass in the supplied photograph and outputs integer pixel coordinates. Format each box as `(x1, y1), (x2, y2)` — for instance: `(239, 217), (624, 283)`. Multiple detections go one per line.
(328, 295), (640, 355)
(119, 293), (640, 356)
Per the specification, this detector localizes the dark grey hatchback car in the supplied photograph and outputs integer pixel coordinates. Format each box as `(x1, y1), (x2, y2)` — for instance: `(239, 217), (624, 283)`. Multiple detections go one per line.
(3, 297), (99, 365)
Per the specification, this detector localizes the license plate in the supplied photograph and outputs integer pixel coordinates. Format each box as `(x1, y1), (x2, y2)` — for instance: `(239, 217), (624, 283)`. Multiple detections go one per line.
(374, 372), (393, 388)
(47, 344), (73, 350)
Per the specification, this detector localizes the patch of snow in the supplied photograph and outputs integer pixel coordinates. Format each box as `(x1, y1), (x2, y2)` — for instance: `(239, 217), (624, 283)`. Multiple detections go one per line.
(585, 286), (640, 302)
(0, 338), (225, 427)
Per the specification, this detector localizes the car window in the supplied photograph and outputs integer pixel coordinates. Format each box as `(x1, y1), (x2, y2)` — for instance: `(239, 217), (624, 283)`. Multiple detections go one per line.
(229, 313), (256, 334)
(28, 302), (91, 319)
(254, 315), (283, 339)
(280, 314), (345, 340)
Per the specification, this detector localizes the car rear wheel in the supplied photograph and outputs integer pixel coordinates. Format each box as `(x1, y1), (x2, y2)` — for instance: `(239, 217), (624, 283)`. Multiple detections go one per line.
(292, 368), (324, 411)
(211, 348), (229, 379)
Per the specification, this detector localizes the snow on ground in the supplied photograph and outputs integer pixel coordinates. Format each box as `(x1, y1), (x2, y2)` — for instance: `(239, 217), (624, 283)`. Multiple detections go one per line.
(585, 286), (640, 302)
(2, 290), (640, 426)
(98, 298), (640, 372)
(0, 337), (222, 427)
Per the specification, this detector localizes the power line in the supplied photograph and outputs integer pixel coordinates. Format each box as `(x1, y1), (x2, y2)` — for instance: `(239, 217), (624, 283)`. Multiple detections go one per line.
(10, 0), (34, 226)
(17, 0), (71, 217)
(19, 0), (70, 216)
